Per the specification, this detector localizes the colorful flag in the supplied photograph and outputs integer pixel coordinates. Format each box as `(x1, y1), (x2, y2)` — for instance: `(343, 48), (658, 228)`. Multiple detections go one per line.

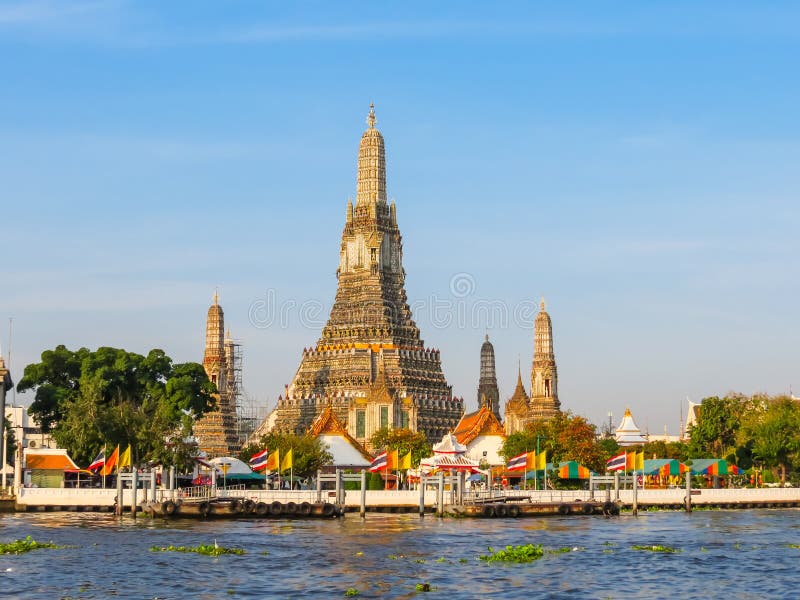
(118, 445), (131, 470)
(249, 449), (269, 471)
(535, 451), (547, 470)
(101, 446), (119, 476)
(369, 451), (388, 472)
(607, 452), (626, 471)
(280, 448), (293, 473)
(635, 451), (644, 471)
(87, 451), (105, 472)
(398, 452), (412, 470)
(264, 450), (280, 472)
(526, 452), (537, 470)
(507, 452), (528, 472)
(387, 449), (399, 471)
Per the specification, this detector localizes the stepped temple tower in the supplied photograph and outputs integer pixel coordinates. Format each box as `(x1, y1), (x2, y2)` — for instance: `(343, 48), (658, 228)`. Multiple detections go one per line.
(529, 298), (560, 419)
(194, 292), (241, 458)
(503, 299), (561, 434)
(477, 335), (500, 421)
(258, 105), (463, 448)
(504, 366), (529, 435)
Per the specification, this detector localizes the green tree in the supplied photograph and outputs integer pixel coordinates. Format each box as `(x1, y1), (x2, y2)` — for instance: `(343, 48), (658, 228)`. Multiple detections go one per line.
(18, 346), (215, 467)
(369, 428), (432, 467)
(500, 412), (608, 473)
(3, 417), (16, 464)
(642, 440), (689, 462)
(239, 432), (332, 479)
(687, 394), (747, 459)
(740, 396), (800, 486)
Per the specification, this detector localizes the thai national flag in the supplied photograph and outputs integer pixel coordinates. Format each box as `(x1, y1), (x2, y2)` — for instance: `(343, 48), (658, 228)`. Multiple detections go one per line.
(87, 451), (105, 472)
(507, 452), (528, 472)
(369, 451), (388, 472)
(606, 452), (627, 471)
(250, 449), (269, 471)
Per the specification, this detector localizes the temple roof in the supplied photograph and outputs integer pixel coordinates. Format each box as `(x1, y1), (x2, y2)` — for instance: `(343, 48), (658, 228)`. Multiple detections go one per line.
(432, 432), (467, 455)
(24, 448), (78, 471)
(307, 405), (373, 464)
(453, 405), (505, 446)
(615, 408), (647, 446)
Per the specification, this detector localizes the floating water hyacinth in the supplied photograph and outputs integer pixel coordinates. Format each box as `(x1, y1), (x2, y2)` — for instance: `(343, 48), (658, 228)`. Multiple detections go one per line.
(0, 536), (64, 554)
(149, 544), (245, 556)
(631, 545), (680, 553)
(479, 544), (545, 563)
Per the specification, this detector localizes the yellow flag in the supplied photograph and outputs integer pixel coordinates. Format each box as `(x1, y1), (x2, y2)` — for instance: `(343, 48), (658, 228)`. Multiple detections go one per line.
(635, 451), (644, 471)
(118, 445), (131, 470)
(265, 449), (280, 472)
(536, 451), (547, 471)
(280, 448), (293, 472)
(398, 452), (412, 470)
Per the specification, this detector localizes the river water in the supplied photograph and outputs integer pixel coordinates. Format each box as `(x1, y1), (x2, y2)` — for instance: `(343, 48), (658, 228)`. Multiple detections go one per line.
(1, 509), (798, 599)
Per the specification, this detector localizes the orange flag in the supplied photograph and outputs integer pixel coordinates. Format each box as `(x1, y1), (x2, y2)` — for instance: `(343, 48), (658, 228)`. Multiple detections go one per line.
(101, 445), (119, 476)
(387, 450), (399, 470)
(264, 449), (280, 472)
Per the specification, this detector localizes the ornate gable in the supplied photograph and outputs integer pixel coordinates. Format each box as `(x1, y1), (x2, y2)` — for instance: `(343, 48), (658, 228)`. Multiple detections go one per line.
(307, 405), (373, 462)
(454, 405), (506, 447)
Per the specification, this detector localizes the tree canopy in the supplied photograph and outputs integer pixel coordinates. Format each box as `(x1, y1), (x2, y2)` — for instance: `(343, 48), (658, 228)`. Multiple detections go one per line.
(369, 428), (432, 468)
(18, 345), (215, 467)
(689, 393), (800, 485)
(500, 411), (608, 473)
(239, 432), (332, 478)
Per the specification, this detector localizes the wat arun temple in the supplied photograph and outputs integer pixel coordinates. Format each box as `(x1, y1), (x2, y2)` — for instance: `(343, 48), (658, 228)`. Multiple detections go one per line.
(196, 105), (562, 457)
(250, 104), (463, 449)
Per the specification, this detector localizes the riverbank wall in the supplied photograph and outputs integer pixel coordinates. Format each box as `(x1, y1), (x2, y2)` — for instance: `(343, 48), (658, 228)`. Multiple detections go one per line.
(10, 487), (800, 514)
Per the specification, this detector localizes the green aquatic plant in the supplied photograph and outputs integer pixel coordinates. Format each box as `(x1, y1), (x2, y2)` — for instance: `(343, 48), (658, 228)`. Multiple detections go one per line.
(435, 557), (446, 563)
(149, 544), (245, 556)
(0, 536), (64, 554)
(344, 589), (359, 597)
(479, 544), (545, 563)
(413, 558), (426, 564)
(458, 558), (468, 563)
(631, 545), (680, 553)
(415, 583), (435, 592)
(788, 544), (800, 549)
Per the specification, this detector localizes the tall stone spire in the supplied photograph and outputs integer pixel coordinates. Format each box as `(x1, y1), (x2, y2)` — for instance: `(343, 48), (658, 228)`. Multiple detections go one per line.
(203, 290), (225, 388)
(195, 292), (239, 458)
(261, 105), (463, 447)
(529, 297), (560, 420)
(504, 363), (529, 435)
(478, 335), (500, 420)
(356, 103), (387, 207)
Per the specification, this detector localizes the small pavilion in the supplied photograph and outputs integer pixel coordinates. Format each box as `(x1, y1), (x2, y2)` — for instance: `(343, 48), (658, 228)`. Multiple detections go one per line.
(615, 408), (648, 446)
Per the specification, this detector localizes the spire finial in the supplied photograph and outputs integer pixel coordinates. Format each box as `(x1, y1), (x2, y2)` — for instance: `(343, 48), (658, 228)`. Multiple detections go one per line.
(367, 102), (376, 129)
(540, 296), (546, 311)
(213, 288), (219, 305)
(485, 333), (489, 342)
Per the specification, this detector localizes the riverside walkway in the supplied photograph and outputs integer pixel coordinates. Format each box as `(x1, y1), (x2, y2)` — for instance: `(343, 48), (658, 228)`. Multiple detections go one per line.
(13, 485), (800, 514)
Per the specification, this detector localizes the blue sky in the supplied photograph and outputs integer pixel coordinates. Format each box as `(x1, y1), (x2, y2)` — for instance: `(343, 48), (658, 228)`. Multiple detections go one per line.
(2, 1), (798, 435)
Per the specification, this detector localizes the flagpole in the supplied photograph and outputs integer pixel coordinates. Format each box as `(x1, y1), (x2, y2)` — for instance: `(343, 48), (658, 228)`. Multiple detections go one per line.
(102, 444), (106, 490)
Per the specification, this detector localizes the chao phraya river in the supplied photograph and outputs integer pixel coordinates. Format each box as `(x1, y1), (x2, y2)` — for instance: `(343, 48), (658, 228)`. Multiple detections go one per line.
(1, 509), (798, 599)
